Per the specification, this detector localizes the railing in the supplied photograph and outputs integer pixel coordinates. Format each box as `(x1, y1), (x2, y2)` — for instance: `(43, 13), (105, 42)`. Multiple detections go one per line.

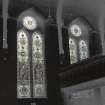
(59, 55), (105, 87)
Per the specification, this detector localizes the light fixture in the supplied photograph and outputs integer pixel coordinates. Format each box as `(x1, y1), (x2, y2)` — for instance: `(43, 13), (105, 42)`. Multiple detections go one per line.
(23, 16), (37, 30)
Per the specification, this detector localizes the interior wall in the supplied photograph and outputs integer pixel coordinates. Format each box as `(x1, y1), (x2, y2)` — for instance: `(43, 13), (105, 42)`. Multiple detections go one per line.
(98, 8), (105, 55)
(62, 0), (105, 55)
(101, 86), (105, 105)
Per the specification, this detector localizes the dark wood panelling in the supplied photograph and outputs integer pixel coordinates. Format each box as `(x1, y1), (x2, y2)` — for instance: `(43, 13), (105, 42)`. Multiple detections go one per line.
(59, 55), (105, 88)
(0, 17), (3, 50)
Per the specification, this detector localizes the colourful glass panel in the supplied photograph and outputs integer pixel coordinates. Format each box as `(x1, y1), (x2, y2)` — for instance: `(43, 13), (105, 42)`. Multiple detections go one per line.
(17, 30), (31, 98)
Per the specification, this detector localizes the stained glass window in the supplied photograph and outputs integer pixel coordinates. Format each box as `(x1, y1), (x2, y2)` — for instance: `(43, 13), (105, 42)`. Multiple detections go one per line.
(32, 32), (46, 98)
(17, 29), (31, 98)
(70, 24), (82, 37)
(23, 16), (37, 30)
(17, 15), (46, 98)
(68, 18), (90, 64)
(69, 38), (78, 64)
(79, 40), (89, 60)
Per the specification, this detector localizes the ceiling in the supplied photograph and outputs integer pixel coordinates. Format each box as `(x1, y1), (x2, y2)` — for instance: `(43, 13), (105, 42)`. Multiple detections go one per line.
(8, 0), (58, 18)
(62, 0), (105, 28)
(0, 0), (105, 29)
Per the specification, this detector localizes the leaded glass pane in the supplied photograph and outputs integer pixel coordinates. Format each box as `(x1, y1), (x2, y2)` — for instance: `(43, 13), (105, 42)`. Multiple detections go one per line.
(23, 16), (37, 30)
(68, 18), (90, 63)
(32, 32), (46, 98)
(70, 24), (82, 37)
(69, 38), (78, 64)
(17, 30), (31, 98)
(79, 40), (89, 60)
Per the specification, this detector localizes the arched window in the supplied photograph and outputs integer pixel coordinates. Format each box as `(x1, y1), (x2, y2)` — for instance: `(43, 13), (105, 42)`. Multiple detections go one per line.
(17, 9), (46, 98)
(69, 38), (77, 64)
(32, 32), (46, 98)
(68, 18), (90, 64)
(79, 40), (89, 60)
(17, 29), (31, 98)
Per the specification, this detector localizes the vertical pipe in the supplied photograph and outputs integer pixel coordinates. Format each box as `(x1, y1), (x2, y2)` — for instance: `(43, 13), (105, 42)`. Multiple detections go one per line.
(56, 1), (65, 105)
(98, 7), (105, 55)
(2, 0), (8, 49)
(56, 0), (64, 55)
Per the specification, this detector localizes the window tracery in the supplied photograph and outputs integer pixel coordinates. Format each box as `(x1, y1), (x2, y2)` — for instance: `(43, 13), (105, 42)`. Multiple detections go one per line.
(17, 14), (46, 98)
(17, 29), (31, 98)
(68, 18), (90, 64)
(69, 38), (78, 64)
(79, 40), (89, 60)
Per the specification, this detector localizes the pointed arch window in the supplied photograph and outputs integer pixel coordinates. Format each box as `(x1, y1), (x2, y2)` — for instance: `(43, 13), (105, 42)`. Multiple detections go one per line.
(17, 29), (31, 98)
(68, 18), (90, 64)
(32, 32), (46, 98)
(17, 11), (46, 98)
(69, 38), (78, 64)
(79, 40), (89, 60)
